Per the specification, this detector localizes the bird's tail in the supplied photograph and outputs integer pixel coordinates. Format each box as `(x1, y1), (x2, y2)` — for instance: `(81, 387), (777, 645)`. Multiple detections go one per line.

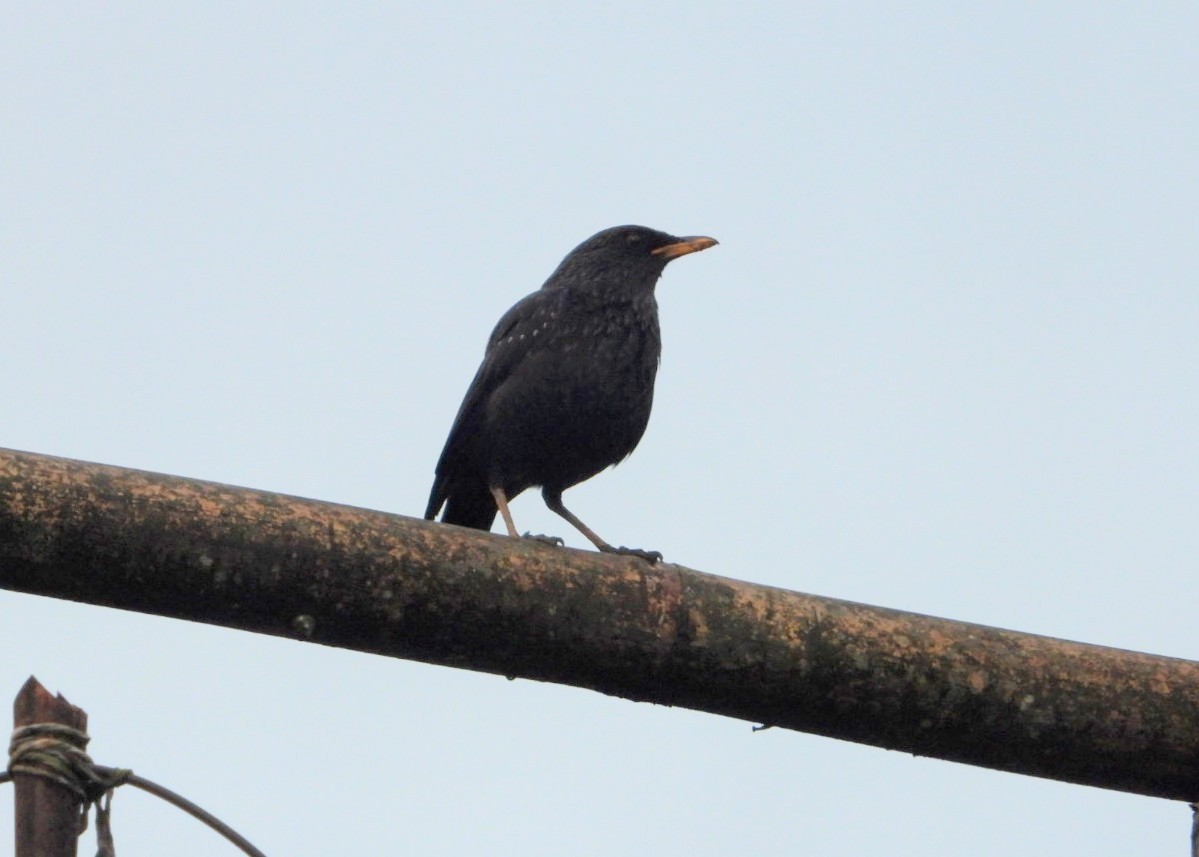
(425, 477), (498, 531)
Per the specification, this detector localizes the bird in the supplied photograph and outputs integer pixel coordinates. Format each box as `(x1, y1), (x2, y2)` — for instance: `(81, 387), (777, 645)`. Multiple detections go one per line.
(424, 224), (717, 563)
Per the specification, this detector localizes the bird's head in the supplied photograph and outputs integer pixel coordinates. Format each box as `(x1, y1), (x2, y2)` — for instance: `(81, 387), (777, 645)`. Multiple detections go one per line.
(544, 225), (718, 295)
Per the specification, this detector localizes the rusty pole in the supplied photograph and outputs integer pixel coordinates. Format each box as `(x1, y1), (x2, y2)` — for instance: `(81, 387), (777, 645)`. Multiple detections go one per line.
(2, 447), (1199, 802)
(11, 677), (87, 857)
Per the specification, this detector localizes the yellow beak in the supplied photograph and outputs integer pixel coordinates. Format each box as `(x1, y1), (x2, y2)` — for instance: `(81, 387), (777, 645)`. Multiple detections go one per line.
(651, 236), (719, 259)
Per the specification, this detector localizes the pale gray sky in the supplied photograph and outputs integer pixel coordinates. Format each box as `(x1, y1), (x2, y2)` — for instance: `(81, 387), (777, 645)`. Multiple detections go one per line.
(3, 3), (1198, 854)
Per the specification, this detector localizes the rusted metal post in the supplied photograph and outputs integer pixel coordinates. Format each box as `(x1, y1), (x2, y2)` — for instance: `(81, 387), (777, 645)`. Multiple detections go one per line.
(12, 677), (87, 857)
(2, 447), (1199, 801)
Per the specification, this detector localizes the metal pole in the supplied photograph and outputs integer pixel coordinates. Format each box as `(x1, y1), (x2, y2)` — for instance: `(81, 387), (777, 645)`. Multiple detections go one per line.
(2, 447), (1199, 801)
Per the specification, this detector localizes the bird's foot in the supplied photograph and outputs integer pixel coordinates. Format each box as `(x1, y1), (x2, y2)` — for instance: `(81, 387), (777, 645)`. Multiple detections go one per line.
(522, 532), (565, 548)
(601, 545), (663, 564)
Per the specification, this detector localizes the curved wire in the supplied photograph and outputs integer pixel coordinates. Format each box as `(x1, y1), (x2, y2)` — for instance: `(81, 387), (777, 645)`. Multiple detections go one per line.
(1, 767), (268, 857)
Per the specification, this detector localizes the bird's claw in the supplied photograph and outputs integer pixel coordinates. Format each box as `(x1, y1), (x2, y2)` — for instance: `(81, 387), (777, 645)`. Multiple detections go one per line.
(522, 532), (565, 547)
(606, 546), (663, 564)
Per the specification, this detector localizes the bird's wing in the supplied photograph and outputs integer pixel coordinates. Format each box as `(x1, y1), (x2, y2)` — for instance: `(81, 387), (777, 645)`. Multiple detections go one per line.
(425, 289), (560, 518)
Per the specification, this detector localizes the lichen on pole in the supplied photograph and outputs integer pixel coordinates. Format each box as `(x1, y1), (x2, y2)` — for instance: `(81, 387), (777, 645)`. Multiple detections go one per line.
(1, 447), (1198, 802)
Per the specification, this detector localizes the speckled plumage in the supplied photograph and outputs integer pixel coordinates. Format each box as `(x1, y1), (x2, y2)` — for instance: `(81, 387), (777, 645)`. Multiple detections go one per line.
(424, 225), (717, 561)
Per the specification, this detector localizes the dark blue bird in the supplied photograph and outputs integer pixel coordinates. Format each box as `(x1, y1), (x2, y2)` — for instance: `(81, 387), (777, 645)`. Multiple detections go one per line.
(425, 225), (717, 562)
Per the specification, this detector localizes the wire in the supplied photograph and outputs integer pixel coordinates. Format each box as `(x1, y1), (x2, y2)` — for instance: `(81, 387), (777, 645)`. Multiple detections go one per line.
(5, 723), (268, 857)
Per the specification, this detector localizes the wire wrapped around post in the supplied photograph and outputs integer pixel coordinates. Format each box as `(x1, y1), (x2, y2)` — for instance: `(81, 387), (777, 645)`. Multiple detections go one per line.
(5, 677), (267, 857)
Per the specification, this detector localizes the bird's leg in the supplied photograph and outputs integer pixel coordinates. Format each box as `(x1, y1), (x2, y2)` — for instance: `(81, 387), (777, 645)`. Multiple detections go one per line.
(491, 485), (565, 547)
(489, 485), (520, 538)
(541, 488), (663, 564)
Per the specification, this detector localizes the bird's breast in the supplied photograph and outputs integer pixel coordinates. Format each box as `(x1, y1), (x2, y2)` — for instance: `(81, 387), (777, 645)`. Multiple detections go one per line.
(483, 298), (661, 482)
(551, 301), (660, 400)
